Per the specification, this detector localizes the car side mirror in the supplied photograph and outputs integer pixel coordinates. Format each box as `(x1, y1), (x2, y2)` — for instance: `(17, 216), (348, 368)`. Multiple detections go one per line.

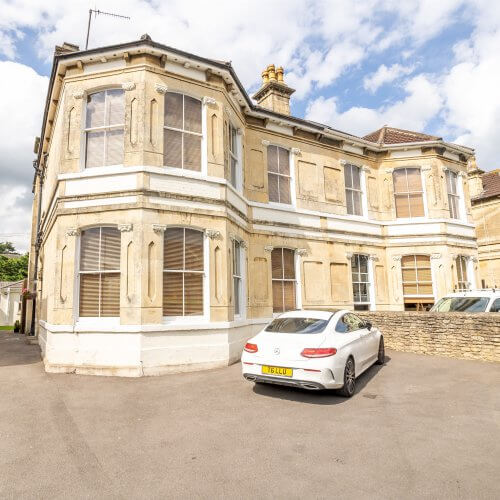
(365, 322), (372, 330)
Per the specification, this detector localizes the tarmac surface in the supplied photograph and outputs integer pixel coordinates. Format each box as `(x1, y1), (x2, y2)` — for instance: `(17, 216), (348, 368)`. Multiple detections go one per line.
(0, 330), (499, 499)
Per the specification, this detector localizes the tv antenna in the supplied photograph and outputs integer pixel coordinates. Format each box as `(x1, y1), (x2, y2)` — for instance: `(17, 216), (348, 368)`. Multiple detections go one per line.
(85, 8), (130, 49)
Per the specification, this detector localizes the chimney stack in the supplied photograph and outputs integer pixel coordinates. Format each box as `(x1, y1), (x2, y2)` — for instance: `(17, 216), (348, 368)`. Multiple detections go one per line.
(467, 157), (485, 198)
(252, 64), (295, 116)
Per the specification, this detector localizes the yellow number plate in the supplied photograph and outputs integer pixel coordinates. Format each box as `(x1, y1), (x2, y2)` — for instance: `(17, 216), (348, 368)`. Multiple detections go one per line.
(262, 365), (293, 377)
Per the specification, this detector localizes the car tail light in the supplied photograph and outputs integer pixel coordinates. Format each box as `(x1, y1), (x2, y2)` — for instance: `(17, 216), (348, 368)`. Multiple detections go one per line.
(301, 347), (337, 358)
(244, 342), (258, 353)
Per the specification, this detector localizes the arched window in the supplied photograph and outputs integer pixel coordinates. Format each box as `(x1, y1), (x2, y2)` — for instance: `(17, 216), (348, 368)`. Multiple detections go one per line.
(401, 255), (433, 311)
(85, 89), (125, 168)
(79, 227), (121, 317)
(393, 168), (424, 218)
(163, 228), (204, 317)
(163, 92), (202, 171)
(271, 248), (296, 313)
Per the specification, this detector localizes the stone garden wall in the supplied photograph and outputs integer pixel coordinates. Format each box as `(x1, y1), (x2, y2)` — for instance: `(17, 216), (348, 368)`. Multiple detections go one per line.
(357, 312), (500, 362)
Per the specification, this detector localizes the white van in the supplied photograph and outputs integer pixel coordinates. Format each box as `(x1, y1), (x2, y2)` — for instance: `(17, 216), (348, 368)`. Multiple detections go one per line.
(430, 290), (500, 313)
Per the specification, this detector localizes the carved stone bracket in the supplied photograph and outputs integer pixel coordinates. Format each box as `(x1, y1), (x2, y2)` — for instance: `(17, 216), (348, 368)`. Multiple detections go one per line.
(345, 252), (353, 259)
(206, 229), (222, 240)
(421, 165), (432, 172)
(297, 248), (308, 257)
(385, 168), (394, 174)
(340, 159), (347, 166)
(155, 83), (168, 94)
(457, 171), (466, 178)
(362, 165), (371, 173)
(118, 223), (133, 232)
(203, 96), (217, 106)
(121, 82), (136, 91)
(73, 89), (84, 99)
(431, 253), (442, 260)
(152, 224), (167, 233)
(368, 255), (379, 262)
(261, 139), (270, 147)
(392, 255), (402, 262)
(240, 240), (248, 249)
(291, 147), (301, 156)
(66, 228), (80, 237)
(264, 245), (274, 253)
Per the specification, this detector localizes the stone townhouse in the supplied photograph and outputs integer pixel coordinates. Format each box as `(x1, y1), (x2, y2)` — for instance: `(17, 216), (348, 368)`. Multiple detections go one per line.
(468, 167), (500, 287)
(28, 35), (479, 376)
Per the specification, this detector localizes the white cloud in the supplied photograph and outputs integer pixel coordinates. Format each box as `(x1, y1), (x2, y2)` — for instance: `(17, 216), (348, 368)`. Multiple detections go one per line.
(363, 63), (415, 92)
(306, 75), (442, 137)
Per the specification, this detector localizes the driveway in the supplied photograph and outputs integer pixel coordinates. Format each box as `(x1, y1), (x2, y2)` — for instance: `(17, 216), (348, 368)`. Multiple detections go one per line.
(0, 331), (499, 499)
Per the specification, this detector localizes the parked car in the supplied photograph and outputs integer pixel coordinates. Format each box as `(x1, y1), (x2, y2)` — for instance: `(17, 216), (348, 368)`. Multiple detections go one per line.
(241, 310), (384, 397)
(430, 289), (500, 313)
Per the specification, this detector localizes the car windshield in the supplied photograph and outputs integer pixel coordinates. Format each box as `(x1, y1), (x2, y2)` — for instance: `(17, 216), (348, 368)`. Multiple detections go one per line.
(430, 297), (490, 312)
(265, 317), (329, 334)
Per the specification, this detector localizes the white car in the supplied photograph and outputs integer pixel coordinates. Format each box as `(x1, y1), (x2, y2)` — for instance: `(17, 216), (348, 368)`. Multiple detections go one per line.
(430, 289), (500, 313)
(241, 310), (384, 397)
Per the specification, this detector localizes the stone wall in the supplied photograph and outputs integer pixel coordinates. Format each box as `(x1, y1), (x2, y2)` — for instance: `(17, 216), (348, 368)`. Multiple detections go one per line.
(357, 312), (500, 362)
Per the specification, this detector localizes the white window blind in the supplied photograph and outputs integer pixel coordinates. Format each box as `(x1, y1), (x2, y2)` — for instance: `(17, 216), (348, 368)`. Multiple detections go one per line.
(79, 227), (121, 317)
(163, 228), (204, 316)
(163, 92), (202, 171)
(85, 89), (125, 168)
(393, 168), (425, 218)
(267, 146), (291, 204)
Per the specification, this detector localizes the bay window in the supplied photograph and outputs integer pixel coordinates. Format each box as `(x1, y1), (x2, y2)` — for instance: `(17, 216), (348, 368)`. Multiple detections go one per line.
(79, 227), (121, 317)
(271, 248), (296, 313)
(163, 92), (202, 171)
(163, 228), (204, 317)
(267, 145), (291, 204)
(85, 89), (125, 168)
(393, 168), (425, 218)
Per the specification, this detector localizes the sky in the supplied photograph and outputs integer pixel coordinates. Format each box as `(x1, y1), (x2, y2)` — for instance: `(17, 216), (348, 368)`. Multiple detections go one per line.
(1, 0), (500, 252)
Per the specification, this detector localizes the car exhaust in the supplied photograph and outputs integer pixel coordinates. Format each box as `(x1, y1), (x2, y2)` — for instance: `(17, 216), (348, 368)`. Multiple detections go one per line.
(244, 374), (257, 381)
(300, 383), (321, 390)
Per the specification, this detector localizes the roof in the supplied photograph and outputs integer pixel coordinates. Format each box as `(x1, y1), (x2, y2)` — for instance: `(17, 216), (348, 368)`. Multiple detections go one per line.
(363, 126), (441, 145)
(476, 169), (500, 201)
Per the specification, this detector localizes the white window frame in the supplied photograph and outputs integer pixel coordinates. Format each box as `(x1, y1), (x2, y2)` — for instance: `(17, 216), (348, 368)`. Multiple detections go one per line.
(267, 144), (295, 207)
(350, 254), (372, 310)
(445, 169), (461, 220)
(271, 247), (300, 316)
(401, 254), (434, 301)
(344, 163), (364, 217)
(163, 92), (207, 175)
(76, 225), (121, 324)
(228, 123), (242, 191)
(82, 88), (125, 170)
(455, 255), (469, 291)
(162, 226), (209, 325)
(392, 167), (428, 220)
(232, 238), (246, 319)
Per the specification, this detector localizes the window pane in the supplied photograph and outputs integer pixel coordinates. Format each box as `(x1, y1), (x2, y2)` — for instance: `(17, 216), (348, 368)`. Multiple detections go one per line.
(272, 281), (283, 313)
(344, 164), (352, 189)
(278, 147), (290, 175)
(279, 175), (291, 204)
(283, 281), (296, 311)
(80, 228), (101, 271)
(358, 283), (368, 302)
(409, 193), (424, 217)
(184, 272), (203, 315)
(352, 191), (362, 215)
(79, 273), (100, 317)
(163, 272), (183, 316)
(101, 227), (121, 270)
(184, 96), (202, 134)
(101, 273), (120, 316)
(359, 255), (368, 273)
(163, 129), (182, 168)
(268, 173), (279, 202)
(183, 133), (201, 171)
(107, 89), (125, 126)
(86, 91), (105, 128)
(351, 166), (361, 190)
(418, 283), (433, 295)
(406, 168), (422, 191)
(346, 190), (354, 215)
(402, 268), (417, 282)
(267, 146), (278, 173)
(393, 169), (407, 193)
(164, 228), (184, 270)
(184, 229), (203, 271)
(105, 129), (124, 166)
(395, 194), (410, 218)
(415, 255), (430, 266)
(401, 255), (415, 267)
(230, 156), (237, 187)
(271, 249), (283, 279)
(283, 249), (295, 279)
(403, 283), (418, 295)
(85, 131), (105, 168)
(233, 240), (240, 275)
(164, 92), (183, 129)
(417, 267), (432, 282)
(234, 276), (240, 315)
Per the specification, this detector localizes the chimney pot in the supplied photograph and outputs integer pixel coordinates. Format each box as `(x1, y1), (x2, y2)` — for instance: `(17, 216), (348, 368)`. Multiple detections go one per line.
(252, 63), (295, 116)
(276, 66), (284, 82)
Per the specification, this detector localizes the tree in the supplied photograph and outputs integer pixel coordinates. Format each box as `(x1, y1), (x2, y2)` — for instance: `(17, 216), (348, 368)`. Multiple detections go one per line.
(0, 241), (16, 254)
